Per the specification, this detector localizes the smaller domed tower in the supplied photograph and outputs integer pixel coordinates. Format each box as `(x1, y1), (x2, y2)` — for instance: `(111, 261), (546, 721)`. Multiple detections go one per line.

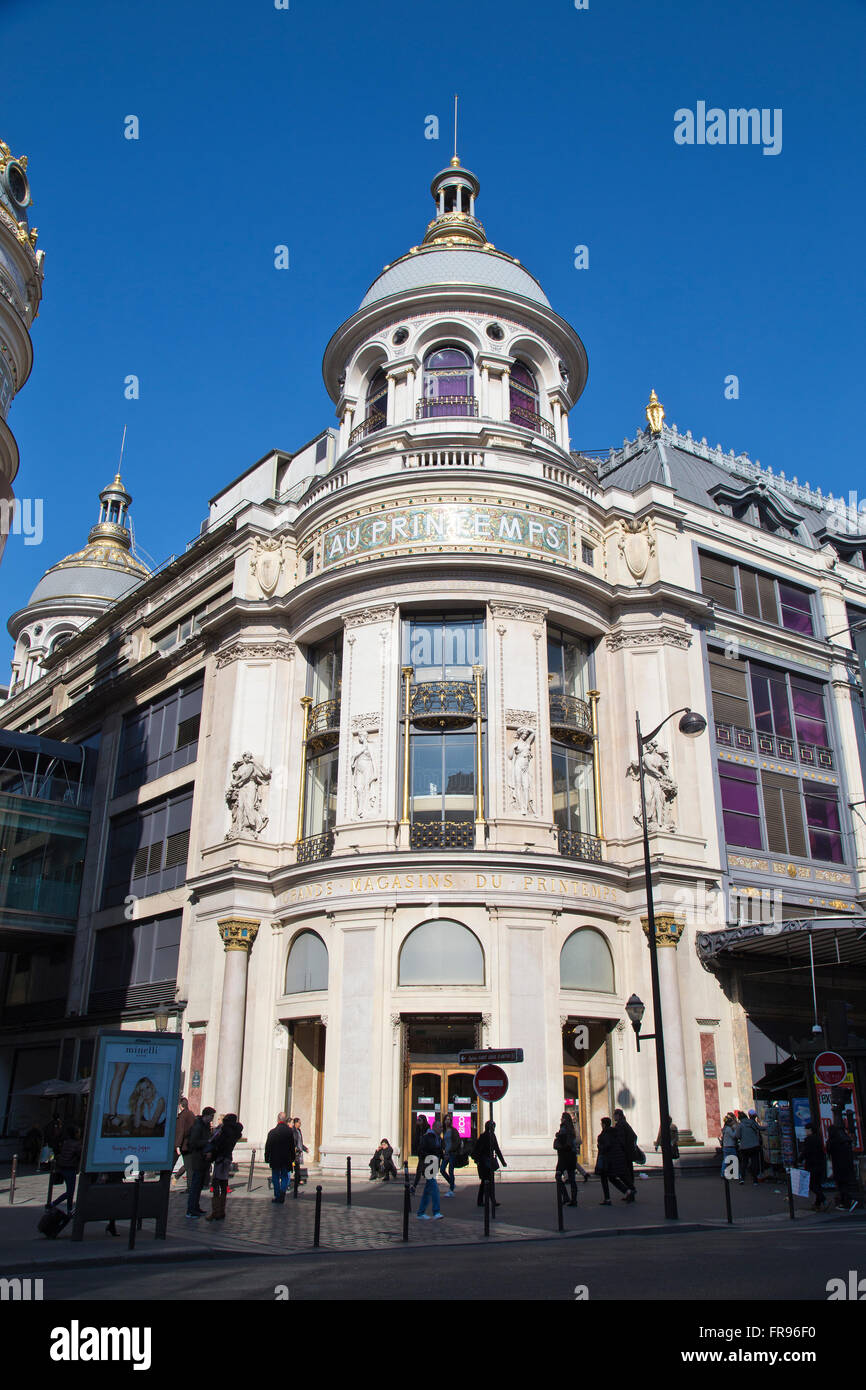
(0, 137), (44, 565)
(7, 471), (149, 692)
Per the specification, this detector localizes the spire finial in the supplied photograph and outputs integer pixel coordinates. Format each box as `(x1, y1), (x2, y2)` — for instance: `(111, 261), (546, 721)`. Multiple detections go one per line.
(646, 388), (665, 435)
(115, 423), (127, 486)
(451, 94), (460, 167)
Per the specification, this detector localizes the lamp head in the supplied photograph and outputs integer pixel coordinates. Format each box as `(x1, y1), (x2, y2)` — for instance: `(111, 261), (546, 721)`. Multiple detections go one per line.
(154, 1007), (170, 1034)
(678, 709), (707, 738)
(625, 994), (645, 1031)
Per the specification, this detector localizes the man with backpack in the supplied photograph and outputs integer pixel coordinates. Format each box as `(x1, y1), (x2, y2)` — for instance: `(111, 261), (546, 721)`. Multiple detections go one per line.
(416, 1120), (444, 1220)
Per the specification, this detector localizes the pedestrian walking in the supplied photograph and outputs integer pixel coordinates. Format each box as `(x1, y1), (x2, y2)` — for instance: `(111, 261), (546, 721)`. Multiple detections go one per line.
(412, 1111), (430, 1159)
(185, 1106), (215, 1218)
(207, 1113), (243, 1221)
(440, 1116), (460, 1195)
(48, 1125), (82, 1213)
(595, 1116), (635, 1203)
(573, 1115), (590, 1183)
(174, 1096), (195, 1185)
(720, 1112), (739, 1179)
(473, 1119), (506, 1208)
(264, 1112), (295, 1204)
(654, 1115), (680, 1161)
(613, 1108), (640, 1197)
(416, 1122), (443, 1220)
(292, 1117), (309, 1179)
(554, 1112), (579, 1206)
(800, 1122), (826, 1211)
(827, 1120), (860, 1211)
(735, 1110), (761, 1184)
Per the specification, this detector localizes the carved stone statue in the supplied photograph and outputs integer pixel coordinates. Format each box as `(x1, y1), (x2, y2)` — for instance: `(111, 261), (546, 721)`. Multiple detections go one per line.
(249, 535), (291, 598)
(507, 726), (535, 815)
(226, 751), (271, 838)
(351, 729), (378, 818)
(626, 741), (677, 832)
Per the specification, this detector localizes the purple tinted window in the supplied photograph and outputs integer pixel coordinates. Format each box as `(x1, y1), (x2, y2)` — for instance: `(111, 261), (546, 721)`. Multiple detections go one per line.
(719, 762), (762, 849)
(791, 681), (828, 746)
(779, 583), (814, 636)
(426, 347), (472, 370)
(750, 670), (792, 737)
(510, 361), (536, 391)
(804, 788), (843, 862)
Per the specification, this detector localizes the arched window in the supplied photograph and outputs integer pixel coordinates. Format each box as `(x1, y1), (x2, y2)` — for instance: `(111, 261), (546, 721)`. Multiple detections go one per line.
(285, 931), (328, 993)
(420, 346), (475, 419)
(398, 918), (484, 985)
(560, 928), (615, 993)
(509, 360), (540, 429)
(366, 368), (388, 432)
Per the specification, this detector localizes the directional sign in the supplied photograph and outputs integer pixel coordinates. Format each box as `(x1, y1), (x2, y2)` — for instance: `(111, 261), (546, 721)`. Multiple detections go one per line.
(473, 1064), (509, 1102)
(814, 1051), (848, 1087)
(458, 1049), (524, 1065)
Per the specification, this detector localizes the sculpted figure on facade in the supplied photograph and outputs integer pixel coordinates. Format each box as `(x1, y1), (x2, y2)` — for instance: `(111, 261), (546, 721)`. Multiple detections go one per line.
(351, 728), (378, 818)
(507, 725), (536, 815)
(226, 751), (272, 838)
(627, 740), (677, 831)
(249, 535), (291, 597)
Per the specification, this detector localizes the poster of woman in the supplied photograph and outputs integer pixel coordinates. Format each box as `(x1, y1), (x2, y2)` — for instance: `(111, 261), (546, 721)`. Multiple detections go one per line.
(83, 1032), (183, 1172)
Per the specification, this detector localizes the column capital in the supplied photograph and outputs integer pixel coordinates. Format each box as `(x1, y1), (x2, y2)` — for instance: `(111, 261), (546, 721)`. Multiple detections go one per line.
(640, 913), (685, 948)
(218, 917), (260, 953)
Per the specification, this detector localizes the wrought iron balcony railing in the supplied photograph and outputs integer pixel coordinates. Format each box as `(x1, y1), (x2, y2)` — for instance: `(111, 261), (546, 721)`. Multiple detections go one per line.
(410, 820), (476, 850)
(416, 395), (479, 421)
(296, 830), (335, 865)
(509, 405), (555, 440)
(556, 828), (603, 864)
(549, 691), (594, 745)
(714, 721), (835, 771)
(306, 699), (341, 752)
(348, 411), (386, 445)
(409, 680), (477, 730)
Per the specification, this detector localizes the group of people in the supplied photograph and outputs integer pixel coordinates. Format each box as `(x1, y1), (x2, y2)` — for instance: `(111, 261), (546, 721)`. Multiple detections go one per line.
(801, 1118), (860, 1212)
(263, 1112), (309, 1203)
(719, 1109), (763, 1182)
(175, 1097), (245, 1221)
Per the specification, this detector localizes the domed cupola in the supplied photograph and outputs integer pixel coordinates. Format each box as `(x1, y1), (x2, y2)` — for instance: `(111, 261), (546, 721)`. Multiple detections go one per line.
(423, 158), (487, 248)
(6, 469), (150, 693)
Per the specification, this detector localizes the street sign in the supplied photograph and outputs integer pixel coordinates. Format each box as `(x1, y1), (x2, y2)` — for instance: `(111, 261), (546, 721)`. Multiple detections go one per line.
(814, 1051), (848, 1086)
(458, 1048), (524, 1065)
(473, 1064), (509, 1102)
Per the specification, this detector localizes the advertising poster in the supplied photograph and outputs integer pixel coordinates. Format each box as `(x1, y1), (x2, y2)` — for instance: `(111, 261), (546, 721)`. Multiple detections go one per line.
(776, 1101), (796, 1166)
(816, 1075), (863, 1152)
(791, 1097), (812, 1146)
(82, 1031), (183, 1173)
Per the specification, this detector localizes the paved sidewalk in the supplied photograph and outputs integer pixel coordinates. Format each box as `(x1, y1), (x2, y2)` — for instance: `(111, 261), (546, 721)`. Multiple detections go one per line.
(0, 1166), (860, 1274)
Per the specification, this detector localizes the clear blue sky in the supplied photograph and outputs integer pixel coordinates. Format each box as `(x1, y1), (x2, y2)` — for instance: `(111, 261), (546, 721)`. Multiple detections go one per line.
(2, 0), (865, 649)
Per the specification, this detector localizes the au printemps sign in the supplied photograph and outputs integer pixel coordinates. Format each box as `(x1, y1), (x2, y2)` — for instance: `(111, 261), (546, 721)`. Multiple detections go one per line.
(320, 502), (571, 568)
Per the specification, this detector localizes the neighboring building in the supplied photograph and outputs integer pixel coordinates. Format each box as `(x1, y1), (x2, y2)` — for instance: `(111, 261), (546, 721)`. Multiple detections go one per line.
(0, 138), (44, 567)
(1, 158), (864, 1169)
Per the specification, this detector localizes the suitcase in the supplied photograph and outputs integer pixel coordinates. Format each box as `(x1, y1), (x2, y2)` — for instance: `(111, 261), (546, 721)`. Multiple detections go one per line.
(38, 1205), (72, 1239)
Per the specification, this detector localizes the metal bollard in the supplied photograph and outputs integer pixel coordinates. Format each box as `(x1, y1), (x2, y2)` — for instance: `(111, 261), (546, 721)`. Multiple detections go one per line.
(346, 1155), (352, 1207)
(489, 1167), (496, 1221)
(724, 1176), (733, 1225)
(556, 1173), (564, 1232)
(293, 1163), (301, 1200)
(246, 1148), (257, 1192)
(313, 1184), (322, 1248)
(46, 1167), (55, 1209)
(483, 1180), (490, 1237)
(786, 1168), (796, 1221)
(128, 1172), (143, 1251)
(402, 1178), (410, 1242)
(9, 1155), (17, 1206)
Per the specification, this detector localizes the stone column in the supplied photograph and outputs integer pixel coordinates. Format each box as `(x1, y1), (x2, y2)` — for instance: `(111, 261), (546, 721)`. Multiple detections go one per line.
(386, 371), (397, 427)
(215, 917), (260, 1115)
(640, 913), (694, 1143)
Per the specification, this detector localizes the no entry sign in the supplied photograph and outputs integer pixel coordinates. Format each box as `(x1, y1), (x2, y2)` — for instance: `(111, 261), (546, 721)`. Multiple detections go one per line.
(814, 1051), (848, 1086)
(473, 1064), (509, 1102)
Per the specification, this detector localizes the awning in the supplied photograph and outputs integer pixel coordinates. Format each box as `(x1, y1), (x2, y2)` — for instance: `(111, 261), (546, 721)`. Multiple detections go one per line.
(697, 917), (866, 970)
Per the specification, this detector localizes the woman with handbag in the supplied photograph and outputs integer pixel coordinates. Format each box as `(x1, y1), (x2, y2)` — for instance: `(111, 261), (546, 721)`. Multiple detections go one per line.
(554, 1113), (579, 1206)
(473, 1120), (506, 1208)
(207, 1114), (243, 1221)
(612, 1108), (640, 1201)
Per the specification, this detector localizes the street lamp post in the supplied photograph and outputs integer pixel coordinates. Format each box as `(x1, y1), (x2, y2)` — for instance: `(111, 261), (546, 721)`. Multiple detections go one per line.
(634, 705), (706, 1221)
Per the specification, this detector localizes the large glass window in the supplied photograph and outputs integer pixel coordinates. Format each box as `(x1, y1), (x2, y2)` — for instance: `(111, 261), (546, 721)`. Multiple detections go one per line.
(285, 931), (328, 993)
(547, 628), (591, 699)
(102, 786), (193, 908)
(509, 361), (540, 429)
(303, 746), (338, 839)
(398, 919), (484, 985)
(411, 733), (475, 828)
(718, 762), (762, 849)
(699, 552), (814, 637)
(365, 369), (388, 432)
(552, 746), (596, 836)
(115, 678), (203, 795)
(560, 928), (615, 992)
(90, 913), (181, 1004)
(308, 634), (342, 706)
(803, 785), (844, 862)
(408, 614), (484, 681)
(420, 346), (474, 419)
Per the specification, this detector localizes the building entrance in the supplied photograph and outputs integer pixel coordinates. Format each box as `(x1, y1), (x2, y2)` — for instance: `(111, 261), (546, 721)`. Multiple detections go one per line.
(562, 1018), (615, 1163)
(402, 1014), (480, 1158)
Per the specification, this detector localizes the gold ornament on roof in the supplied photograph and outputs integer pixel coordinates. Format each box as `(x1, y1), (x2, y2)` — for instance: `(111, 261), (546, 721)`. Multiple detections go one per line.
(646, 389), (665, 435)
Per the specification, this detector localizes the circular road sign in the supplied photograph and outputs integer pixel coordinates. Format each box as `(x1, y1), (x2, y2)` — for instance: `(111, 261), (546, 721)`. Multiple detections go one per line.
(814, 1051), (848, 1086)
(473, 1063), (509, 1102)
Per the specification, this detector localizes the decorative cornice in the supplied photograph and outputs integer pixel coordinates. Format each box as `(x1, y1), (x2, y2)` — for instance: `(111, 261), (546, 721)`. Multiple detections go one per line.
(505, 708), (537, 726)
(215, 641), (295, 668)
(343, 605), (397, 628)
(218, 917), (260, 953)
(606, 627), (692, 652)
(489, 602), (547, 623)
(351, 711), (381, 730)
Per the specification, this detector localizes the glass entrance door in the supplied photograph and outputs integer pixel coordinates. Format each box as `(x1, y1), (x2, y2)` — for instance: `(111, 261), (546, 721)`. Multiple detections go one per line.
(406, 1065), (481, 1159)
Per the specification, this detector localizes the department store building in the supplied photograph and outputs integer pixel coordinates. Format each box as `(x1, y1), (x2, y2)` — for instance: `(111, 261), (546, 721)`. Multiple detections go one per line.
(2, 159), (865, 1171)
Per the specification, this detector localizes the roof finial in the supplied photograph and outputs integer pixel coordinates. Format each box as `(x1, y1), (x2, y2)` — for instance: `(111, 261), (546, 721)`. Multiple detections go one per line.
(451, 94), (461, 167)
(646, 388), (665, 435)
(115, 423), (127, 485)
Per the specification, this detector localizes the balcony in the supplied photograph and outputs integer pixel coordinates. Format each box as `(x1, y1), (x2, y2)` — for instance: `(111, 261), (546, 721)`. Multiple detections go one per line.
(348, 411), (385, 446)
(409, 820), (475, 850)
(714, 722), (835, 771)
(306, 699), (341, 753)
(557, 828), (603, 864)
(549, 692), (593, 746)
(416, 395), (479, 422)
(296, 831), (334, 865)
(510, 405), (556, 441)
(409, 681), (477, 730)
